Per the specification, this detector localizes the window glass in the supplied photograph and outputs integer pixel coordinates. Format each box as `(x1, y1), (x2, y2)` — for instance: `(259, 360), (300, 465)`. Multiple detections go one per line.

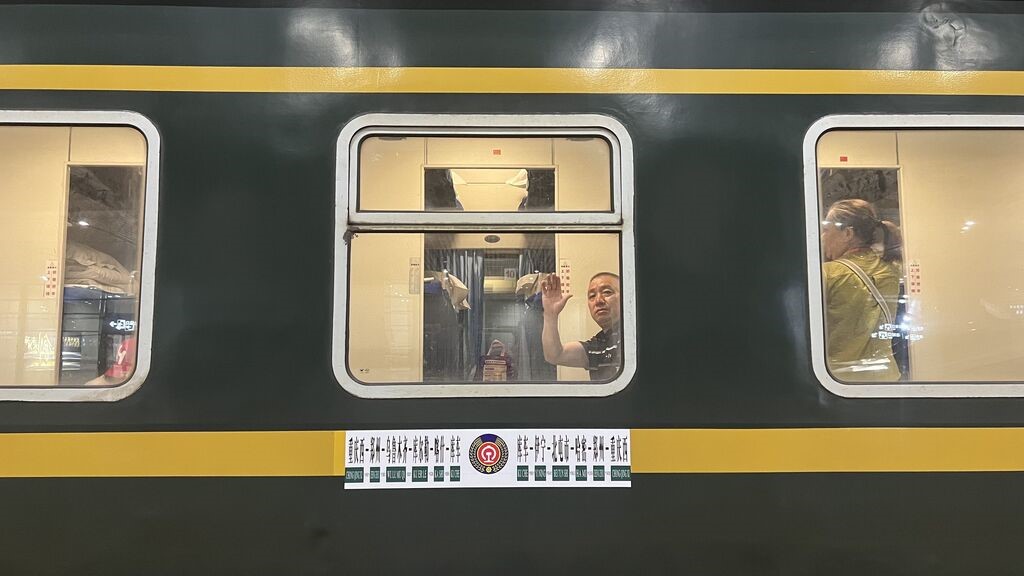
(347, 232), (622, 384)
(815, 127), (1024, 384)
(358, 136), (612, 212)
(0, 125), (147, 388)
(336, 115), (635, 397)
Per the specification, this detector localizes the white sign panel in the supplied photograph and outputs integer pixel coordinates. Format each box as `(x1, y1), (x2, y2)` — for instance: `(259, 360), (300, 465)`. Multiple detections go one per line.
(344, 429), (631, 489)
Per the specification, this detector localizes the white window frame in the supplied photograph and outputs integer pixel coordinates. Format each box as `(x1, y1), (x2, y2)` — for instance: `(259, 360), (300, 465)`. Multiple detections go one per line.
(0, 110), (160, 401)
(805, 114), (1024, 398)
(333, 113), (636, 398)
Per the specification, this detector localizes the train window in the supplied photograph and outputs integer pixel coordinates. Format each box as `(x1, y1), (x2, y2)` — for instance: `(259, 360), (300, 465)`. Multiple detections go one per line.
(358, 137), (611, 213)
(334, 114), (635, 397)
(806, 115), (1024, 397)
(0, 112), (159, 401)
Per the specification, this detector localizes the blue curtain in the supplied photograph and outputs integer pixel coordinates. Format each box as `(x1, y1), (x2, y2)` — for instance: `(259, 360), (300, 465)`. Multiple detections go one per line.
(515, 247), (556, 381)
(426, 248), (485, 379)
(517, 249), (555, 277)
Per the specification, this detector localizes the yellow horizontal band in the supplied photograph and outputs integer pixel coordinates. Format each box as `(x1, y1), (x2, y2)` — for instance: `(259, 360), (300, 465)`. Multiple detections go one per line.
(0, 430), (345, 477)
(631, 428), (1024, 473)
(1, 65), (1024, 95)
(1, 428), (1024, 477)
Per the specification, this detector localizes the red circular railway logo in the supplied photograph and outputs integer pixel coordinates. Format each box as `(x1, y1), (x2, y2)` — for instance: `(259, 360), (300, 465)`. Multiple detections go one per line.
(477, 442), (501, 466)
(469, 434), (508, 474)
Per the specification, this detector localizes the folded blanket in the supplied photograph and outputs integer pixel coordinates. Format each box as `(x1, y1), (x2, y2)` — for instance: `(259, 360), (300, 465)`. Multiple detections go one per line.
(64, 242), (133, 294)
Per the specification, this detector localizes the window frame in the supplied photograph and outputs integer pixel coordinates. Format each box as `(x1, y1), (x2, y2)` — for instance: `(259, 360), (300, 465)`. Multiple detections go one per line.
(333, 113), (636, 398)
(804, 114), (1024, 398)
(0, 110), (160, 402)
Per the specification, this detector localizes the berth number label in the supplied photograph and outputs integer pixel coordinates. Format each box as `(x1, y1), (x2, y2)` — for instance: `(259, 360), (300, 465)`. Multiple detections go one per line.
(43, 260), (59, 298)
(908, 261), (922, 295)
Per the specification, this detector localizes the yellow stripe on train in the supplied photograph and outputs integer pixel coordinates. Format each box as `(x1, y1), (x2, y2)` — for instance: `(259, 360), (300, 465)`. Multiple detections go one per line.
(0, 431), (344, 477)
(0, 428), (1022, 477)
(1, 66), (1024, 94)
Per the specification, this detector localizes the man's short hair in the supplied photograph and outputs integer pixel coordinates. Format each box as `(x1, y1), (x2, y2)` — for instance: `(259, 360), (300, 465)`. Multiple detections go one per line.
(589, 272), (620, 284)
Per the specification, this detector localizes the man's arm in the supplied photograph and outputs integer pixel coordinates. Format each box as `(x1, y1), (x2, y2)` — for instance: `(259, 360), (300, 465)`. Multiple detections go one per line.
(540, 274), (588, 368)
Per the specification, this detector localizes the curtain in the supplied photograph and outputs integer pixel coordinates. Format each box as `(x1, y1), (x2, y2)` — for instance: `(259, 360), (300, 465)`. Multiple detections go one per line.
(517, 248), (555, 277)
(516, 247), (556, 381)
(426, 248), (485, 379)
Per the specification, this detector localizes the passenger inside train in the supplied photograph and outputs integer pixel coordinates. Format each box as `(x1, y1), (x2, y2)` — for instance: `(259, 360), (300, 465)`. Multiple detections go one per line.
(821, 198), (903, 382)
(539, 272), (621, 381)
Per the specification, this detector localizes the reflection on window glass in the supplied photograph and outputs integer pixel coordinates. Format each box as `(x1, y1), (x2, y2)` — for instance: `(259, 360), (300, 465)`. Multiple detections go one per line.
(358, 136), (611, 212)
(0, 126), (146, 387)
(348, 232), (621, 383)
(818, 128), (1024, 383)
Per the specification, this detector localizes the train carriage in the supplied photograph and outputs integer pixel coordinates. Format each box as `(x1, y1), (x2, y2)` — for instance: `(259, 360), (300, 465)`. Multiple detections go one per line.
(1, 1), (1024, 574)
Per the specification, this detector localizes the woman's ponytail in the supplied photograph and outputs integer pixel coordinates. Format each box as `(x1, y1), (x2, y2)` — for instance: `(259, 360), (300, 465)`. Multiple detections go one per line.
(877, 220), (903, 263)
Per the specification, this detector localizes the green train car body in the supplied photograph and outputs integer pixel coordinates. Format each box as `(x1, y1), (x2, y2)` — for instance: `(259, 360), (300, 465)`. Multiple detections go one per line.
(1, 2), (1024, 574)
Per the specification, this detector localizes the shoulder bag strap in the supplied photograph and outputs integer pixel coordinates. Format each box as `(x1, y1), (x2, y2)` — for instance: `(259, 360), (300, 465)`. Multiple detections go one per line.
(834, 258), (894, 325)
